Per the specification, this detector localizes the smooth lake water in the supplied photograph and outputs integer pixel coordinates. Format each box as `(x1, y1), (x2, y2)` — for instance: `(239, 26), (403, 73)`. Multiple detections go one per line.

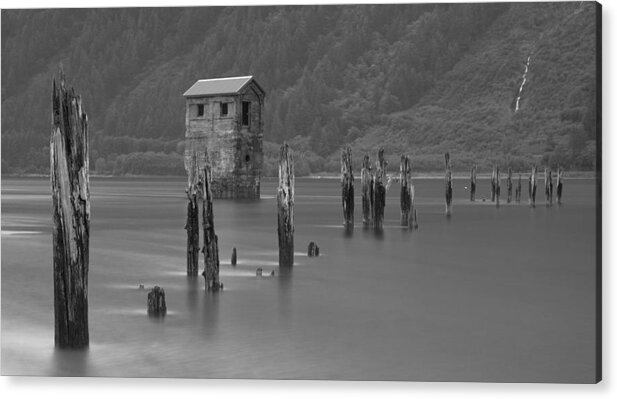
(1, 176), (598, 382)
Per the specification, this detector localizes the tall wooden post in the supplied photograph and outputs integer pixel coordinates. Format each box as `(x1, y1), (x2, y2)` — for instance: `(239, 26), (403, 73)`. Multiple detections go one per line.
(444, 152), (453, 216)
(470, 164), (477, 201)
(515, 173), (522, 203)
(278, 144), (294, 267)
(400, 154), (414, 227)
(556, 166), (564, 205)
(202, 157), (222, 291)
(506, 167), (513, 203)
(373, 148), (387, 231)
(341, 146), (354, 231)
(495, 165), (501, 207)
(529, 165), (537, 208)
(185, 153), (201, 276)
(50, 70), (90, 348)
(545, 167), (553, 206)
(360, 155), (373, 227)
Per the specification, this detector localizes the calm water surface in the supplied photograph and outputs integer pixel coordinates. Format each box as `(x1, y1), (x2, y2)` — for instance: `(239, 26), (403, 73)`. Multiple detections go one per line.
(1, 176), (598, 382)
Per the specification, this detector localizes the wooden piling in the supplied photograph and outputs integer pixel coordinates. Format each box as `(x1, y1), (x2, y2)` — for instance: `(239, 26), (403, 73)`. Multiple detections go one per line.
(490, 165), (496, 202)
(341, 147), (354, 231)
(495, 166), (501, 207)
(308, 241), (320, 257)
(231, 247), (237, 266)
(400, 154), (414, 227)
(545, 168), (553, 206)
(529, 165), (537, 208)
(507, 168), (513, 203)
(470, 164), (477, 201)
(278, 144), (294, 267)
(444, 152), (453, 216)
(556, 167), (564, 205)
(147, 286), (167, 317)
(373, 148), (387, 231)
(201, 157), (222, 291)
(515, 173), (522, 203)
(360, 155), (373, 227)
(185, 153), (201, 276)
(50, 70), (90, 348)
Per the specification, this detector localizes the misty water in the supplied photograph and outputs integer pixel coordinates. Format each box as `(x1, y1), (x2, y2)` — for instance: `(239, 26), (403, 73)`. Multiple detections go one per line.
(1, 176), (597, 382)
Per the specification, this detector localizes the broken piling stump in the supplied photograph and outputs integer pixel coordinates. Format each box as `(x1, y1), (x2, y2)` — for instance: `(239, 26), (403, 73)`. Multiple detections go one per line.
(278, 144), (294, 267)
(147, 286), (167, 317)
(545, 168), (553, 206)
(556, 167), (564, 205)
(50, 70), (90, 349)
(529, 165), (537, 208)
(184, 152), (202, 277)
(361, 154), (373, 227)
(507, 168), (513, 203)
(400, 154), (414, 227)
(515, 173), (522, 203)
(201, 157), (222, 291)
(308, 241), (320, 257)
(341, 147), (354, 231)
(444, 152), (453, 216)
(373, 148), (387, 231)
(256, 267), (263, 277)
(470, 164), (477, 201)
(231, 247), (237, 266)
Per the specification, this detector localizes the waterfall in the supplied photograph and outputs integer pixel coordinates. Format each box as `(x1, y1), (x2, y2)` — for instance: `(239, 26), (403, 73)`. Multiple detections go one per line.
(514, 55), (531, 112)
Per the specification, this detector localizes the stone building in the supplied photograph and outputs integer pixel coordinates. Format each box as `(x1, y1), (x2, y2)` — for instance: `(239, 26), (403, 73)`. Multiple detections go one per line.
(183, 76), (265, 199)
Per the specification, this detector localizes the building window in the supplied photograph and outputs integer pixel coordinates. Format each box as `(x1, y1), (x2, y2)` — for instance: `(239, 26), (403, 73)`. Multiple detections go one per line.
(220, 102), (228, 117)
(242, 101), (250, 126)
(197, 104), (204, 117)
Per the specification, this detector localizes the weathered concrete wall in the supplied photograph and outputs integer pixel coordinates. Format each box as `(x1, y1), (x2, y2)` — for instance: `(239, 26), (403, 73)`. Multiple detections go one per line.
(184, 81), (264, 199)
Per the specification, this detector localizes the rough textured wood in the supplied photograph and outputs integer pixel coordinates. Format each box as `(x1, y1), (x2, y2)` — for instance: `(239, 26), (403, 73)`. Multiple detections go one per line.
(373, 148), (387, 231)
(400, 154), (415, 228)
(360, 154), (373, 227)
(470, 164), (477, 201)
(556, 167), (564, 205)
(495, 165), (501, 207)
(515, 173), (522, 203)
(506, 167), (513, 203)
(545, 167), (553, 206)
(50, 70), (90, 349)
(202, 157), (222, 291)
(444, 152), (453, 216)
(529, 165), (537, 208)
(278, 143), (294, 267)
(231, 247), (237, 266)
(341, 147), (354, 231)
(184, 152), (202, 276)
(147, 286), (167, 317)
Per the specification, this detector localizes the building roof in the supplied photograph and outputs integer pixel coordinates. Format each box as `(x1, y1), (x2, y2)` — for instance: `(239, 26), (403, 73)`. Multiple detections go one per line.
(183, 76), (264, 97)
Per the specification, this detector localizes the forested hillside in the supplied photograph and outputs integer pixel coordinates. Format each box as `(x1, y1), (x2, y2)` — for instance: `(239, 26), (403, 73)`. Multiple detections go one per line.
(1, 2), (598, 176)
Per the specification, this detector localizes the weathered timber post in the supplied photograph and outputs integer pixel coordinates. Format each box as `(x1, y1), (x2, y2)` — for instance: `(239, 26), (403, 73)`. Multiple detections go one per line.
(341, 147), (354, 231)
(515, 174), (522, 203)
(556, 167), (564, 205)
(507, 168), (513, 203)
(490, 165), (496, 202)
(185, 153), (202, 276)
(470, 164), (477, 201)
(278, 144), (294, 267)
(202, 157), (222, 291)
(545, 168), (553, 206)
(51, 70), (90, 349)
(495, 166), (501, 207)
(231, 247), (237, 266)
(361, 155), (373, 227)
(400, 154), (414, 227)
(444, 152), (453, 216)
(308, 241), (320, 257)
(147, 286), (167, 317)
(373, 148), (387, 231)
(529, 165), (537, 208)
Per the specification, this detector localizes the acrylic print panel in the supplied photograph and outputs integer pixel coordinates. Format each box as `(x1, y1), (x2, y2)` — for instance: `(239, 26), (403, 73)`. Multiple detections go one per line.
(0, 1), (601, 382)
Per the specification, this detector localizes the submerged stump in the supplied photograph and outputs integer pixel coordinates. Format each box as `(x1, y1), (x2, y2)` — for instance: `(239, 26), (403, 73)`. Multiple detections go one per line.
(373, 148), (387, 232)
(341, 147), (354, 231)
(278, 144), (294, 267)
(51, 70), (90, 349)
(202, 158), (222, 291)
(444, 152), (453, 216)
(231, 247), (237, 266)
(147, 286), (167, 317)
(360, 155), (373, 227)
(308, 241), (320, 257)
